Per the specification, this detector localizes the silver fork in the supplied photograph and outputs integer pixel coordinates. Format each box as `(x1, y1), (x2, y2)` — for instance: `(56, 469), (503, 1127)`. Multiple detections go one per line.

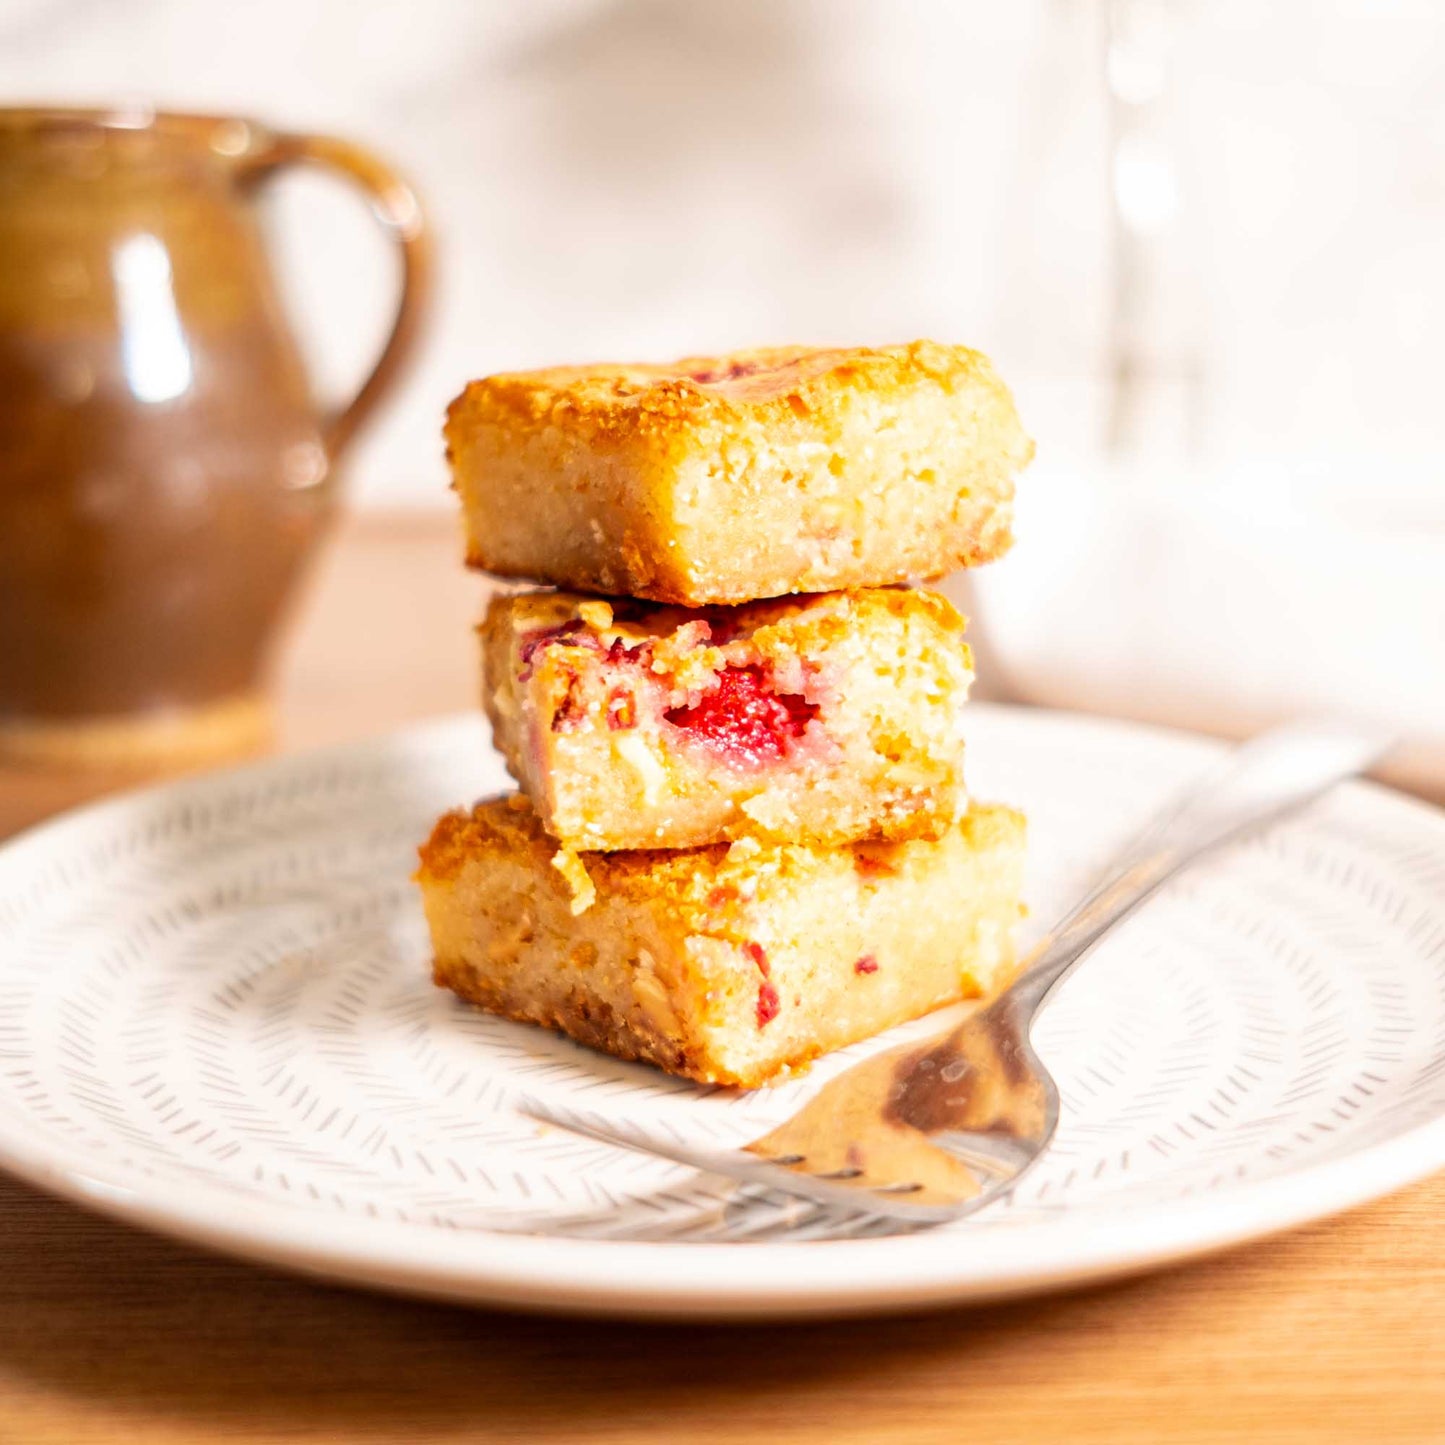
(520, 719), (1393, 1234)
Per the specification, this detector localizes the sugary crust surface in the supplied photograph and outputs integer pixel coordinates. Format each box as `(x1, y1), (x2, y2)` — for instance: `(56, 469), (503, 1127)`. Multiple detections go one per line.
(417, 794), (1026, 1088)
(446, 341), (1033, 605)
(481, 585), (973, 850)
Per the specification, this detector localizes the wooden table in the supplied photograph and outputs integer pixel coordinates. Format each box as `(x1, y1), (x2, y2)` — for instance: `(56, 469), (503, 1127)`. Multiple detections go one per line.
(1, 514), (1441, 1445)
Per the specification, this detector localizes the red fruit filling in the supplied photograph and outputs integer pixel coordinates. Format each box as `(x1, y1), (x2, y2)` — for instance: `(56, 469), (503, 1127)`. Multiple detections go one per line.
(665, 666), (817, 766)
(744, 941), (770, 976)
(605, 636), (654, 668)
(854, 955), (879, 975)
(756, 980), (781, 1029)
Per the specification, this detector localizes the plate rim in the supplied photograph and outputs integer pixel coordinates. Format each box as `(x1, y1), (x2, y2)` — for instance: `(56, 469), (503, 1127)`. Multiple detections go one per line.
(3, 1099), (1444, 1320)
(1, 704), (1443, 1319)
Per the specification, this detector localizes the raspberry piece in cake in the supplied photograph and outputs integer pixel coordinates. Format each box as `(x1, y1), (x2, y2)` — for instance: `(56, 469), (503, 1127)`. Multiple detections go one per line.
(445, 341), (1033, 605)
(416, 794), (1026, 1088)
(481, 586), (973, 851)
(663, 665), (818, 766)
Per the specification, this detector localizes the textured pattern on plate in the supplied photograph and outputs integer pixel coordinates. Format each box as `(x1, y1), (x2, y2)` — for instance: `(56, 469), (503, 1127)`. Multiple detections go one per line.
(0, 708), (1443, 1307)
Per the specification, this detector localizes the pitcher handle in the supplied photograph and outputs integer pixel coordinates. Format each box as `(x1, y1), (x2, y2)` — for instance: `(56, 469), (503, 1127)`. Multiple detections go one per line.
(238, 132), (431, 461)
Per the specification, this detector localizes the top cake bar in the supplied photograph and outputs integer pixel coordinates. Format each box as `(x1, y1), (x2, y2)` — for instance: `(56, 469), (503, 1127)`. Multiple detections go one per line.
(445, 341), (1033, 606)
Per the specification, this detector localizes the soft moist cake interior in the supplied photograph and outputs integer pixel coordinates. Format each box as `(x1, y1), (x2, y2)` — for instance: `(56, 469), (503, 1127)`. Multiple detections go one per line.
(482, 588), (972, 849)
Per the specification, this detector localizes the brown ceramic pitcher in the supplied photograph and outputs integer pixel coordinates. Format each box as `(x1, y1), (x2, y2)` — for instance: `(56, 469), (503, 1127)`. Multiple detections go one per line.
(0, 107), (429, 765)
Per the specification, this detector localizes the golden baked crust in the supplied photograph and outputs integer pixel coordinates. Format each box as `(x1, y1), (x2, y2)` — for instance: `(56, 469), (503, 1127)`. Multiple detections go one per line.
(481, 585), (973, 850)
(446, 341), (1033, 605)
(417, 793), (1026, 1088)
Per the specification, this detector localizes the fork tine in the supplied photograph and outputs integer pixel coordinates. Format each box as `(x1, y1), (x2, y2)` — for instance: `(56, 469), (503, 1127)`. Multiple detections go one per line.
(516, 1097), (749, 1182)
(515, 1101), (865, 1239)
(516, 1095), (968, 1224)
(717, 1188), (895, 1242)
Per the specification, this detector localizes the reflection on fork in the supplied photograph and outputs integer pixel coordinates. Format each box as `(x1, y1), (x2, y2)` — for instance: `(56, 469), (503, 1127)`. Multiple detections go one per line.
(515, 990), (1054, 1238)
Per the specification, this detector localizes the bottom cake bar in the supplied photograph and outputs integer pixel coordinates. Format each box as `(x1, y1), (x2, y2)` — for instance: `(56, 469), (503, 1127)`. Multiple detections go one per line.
(416, 795), (1026, 1088)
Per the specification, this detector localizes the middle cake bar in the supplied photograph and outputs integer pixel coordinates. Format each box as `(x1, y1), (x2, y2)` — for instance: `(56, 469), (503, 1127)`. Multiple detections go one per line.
(481, 586), (974, 851)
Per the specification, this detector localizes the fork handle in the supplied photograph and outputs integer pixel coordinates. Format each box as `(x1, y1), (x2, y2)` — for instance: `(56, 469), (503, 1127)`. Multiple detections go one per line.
(1004, 718), (1395, 1018)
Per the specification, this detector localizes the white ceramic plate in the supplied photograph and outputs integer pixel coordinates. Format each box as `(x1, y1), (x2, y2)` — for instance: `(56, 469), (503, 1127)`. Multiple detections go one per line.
(1, 705), (1443, 1320)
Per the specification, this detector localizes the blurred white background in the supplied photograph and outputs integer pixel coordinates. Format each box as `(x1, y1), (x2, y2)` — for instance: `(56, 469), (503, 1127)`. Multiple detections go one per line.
(4, 0), (1444, 506)
(4, 0), (1442, 768)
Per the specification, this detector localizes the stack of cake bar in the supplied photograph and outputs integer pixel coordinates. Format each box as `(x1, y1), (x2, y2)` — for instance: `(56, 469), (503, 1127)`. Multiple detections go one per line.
(416, 342), (1035, 1087)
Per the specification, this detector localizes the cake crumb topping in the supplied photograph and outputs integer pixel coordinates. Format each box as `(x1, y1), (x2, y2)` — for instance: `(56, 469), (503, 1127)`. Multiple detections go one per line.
(550, 846), (596, 914)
